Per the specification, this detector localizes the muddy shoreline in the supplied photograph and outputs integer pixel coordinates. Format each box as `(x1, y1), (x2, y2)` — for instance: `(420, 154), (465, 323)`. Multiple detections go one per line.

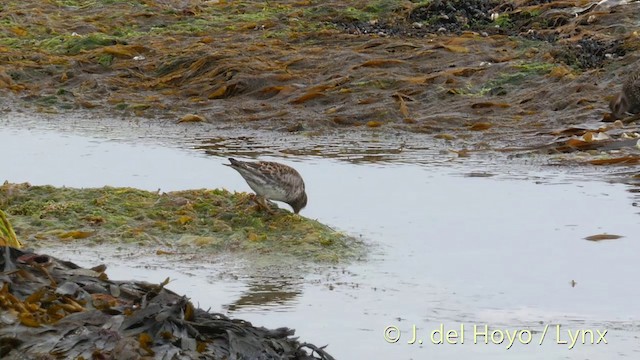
(1, 0), (640, 160)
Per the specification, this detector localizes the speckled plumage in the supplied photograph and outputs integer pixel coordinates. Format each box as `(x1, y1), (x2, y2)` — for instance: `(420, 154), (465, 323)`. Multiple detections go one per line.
(225, 158), (307, 214)
(610, 69), (640, 119)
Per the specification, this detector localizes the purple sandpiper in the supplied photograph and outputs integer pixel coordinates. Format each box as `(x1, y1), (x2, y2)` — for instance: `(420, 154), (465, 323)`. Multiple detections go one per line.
(610, 69), (640, 119)
(225, 158), (307, 214)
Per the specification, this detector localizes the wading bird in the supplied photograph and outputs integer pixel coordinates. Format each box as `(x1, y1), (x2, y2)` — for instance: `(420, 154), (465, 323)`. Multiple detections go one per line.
(225, 158), (307, 214)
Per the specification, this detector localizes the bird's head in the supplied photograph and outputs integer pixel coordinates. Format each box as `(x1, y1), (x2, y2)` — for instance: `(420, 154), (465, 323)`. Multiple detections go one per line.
(609, 93), (629, 120)
(289, 192), (307, 214)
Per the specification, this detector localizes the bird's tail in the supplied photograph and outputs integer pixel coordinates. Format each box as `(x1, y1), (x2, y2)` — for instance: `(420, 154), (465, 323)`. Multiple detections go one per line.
(225, 157), (241, 167)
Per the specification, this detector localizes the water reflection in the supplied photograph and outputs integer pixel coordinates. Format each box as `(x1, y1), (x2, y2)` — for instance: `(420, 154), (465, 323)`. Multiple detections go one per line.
(224, 276), (302, 312)
(194, 134), (409, 164)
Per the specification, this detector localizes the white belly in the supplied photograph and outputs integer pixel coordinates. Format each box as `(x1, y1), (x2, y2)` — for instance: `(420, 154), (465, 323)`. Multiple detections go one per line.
(247, 181), (289, 202)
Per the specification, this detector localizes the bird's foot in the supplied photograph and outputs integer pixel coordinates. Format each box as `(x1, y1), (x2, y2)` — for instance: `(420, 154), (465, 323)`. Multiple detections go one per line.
(252, 195), (275, 214)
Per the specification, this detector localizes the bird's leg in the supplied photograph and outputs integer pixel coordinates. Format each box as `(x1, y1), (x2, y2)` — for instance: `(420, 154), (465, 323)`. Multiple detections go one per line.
(253, 195), (275, 214)
(246, 193), (261, 209)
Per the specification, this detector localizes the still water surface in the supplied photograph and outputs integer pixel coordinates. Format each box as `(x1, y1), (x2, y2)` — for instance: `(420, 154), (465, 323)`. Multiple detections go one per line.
(1, 120), (639, 359)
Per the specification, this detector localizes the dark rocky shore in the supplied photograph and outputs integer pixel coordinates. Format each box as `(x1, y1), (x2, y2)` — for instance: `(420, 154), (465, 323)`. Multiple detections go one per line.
(0, 247), (335, 359)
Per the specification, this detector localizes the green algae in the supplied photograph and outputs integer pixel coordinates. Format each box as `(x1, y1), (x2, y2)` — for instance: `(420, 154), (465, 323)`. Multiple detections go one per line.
(0, 182), (363, 262)
(40, 34), (121, 55)
(493, 14), (512, 29)
(97, 54), (114, 67)
(453, 61), (555, 96)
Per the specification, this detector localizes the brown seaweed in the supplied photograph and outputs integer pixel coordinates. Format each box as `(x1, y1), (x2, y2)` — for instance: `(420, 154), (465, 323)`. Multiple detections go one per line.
(0, 247), (335, 360)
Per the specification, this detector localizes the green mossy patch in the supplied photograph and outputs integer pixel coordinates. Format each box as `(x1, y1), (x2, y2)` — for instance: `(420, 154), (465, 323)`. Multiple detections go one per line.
(40, 34), (121, 55)
(0, 182), (364, 262)
(478, 62), (554, 94)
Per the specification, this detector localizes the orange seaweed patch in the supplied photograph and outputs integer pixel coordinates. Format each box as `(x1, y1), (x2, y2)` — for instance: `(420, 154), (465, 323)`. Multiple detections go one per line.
(469, 122), (492, 131)
(11, 27), (28, 37)
(0, 71), (14, 88)
(551, 137), (615, 153)
(447, 35), (474, 43)
(260, 85), (296, 97)
(177, 215), (192, 225)
(588, 156), (640, 165)
(402, 74), (440, 84)
(566, 138), (591, 147)
(549, 65), (573, 78)
(357, 97), (377, 105)
(306, 84), (333, 92)
(25, 289), (46, 304)
(471, 102), (511, 109)
(77, 99), (99, 108)
(290, 91), (325, 104)
(353, 59), (407, 68)
(92, 294), (118, 310)
(445, 67), (484, 77)
(434, 134), (456, 140)
(576, 98), (595, 105)
(177, 114), (205, 123)
(58, 230), (95, 240)
(284, 57), (305, 69)
(139, 333), (155, 355)
(247, 232), (260, 242)
(555, 138), (612, 153)
(398, 98), (409, 117)
(581, 131), (601, 142)
(156, 249), (176, 255)
(332, 116), (355, 125)
(392, 93), (412, 117)
(439, 44), (470, 53)
(208, 85), (229, 99)
(19, 313), (40, 328)
(101, 45), (148, 58)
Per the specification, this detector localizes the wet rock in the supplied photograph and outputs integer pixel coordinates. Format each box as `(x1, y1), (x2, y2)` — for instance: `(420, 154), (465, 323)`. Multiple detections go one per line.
(553, 37), (626, 69)
(408, 0), (499, 33)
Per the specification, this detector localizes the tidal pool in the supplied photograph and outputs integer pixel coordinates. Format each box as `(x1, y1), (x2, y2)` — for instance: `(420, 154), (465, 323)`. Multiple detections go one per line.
(1, 118), (639, 359)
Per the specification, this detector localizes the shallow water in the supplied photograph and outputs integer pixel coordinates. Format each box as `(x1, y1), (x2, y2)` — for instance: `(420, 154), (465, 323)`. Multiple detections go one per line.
(1, 120), (639, 359)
